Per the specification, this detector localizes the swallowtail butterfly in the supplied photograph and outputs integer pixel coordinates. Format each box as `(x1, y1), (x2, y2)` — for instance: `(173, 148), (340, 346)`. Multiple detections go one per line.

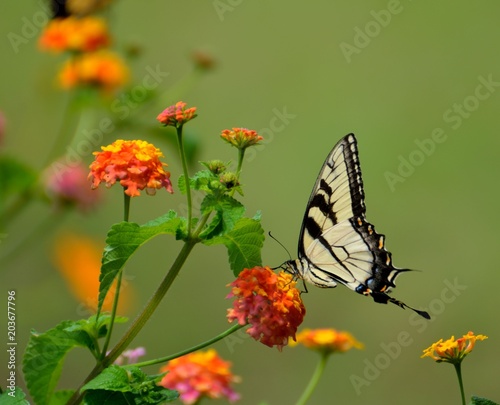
(282, 134), (430, 319)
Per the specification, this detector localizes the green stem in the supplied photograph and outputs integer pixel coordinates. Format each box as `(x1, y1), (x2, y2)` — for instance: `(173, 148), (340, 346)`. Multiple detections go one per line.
(131, 324), (245, 368)
(66, 238), (197, 405)
(99, 194), (130, 358)
(100, 271), (123, 358)
(228, 148), (245, 198)
(235, 148), (245, 179)
(295, 353), (330, 405)
(453, 362), (466, 405)
(176, 125), (193, 236)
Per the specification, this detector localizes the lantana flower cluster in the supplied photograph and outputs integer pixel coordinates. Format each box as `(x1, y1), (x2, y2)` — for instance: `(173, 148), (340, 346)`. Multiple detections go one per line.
(58, 50), (129, 91)
(292, 328), (364, 355)
(156, 101), (198, 127)
(160, 349), (240, 405)
(220, 127), (263, 150)
(38, 16), (110, 53)
(89, 139), (173, 197)
(421, 331), (488, 364)
(227, 266), (306, 350)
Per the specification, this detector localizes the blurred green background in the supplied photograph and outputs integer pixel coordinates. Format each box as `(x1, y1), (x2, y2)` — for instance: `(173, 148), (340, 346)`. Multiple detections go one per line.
(1, 1), (500, 404)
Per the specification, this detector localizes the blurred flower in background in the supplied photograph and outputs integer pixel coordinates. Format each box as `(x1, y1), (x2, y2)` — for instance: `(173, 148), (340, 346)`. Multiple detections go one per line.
(159, 349), (241, 405)
(192, 50), (216, 71)
(114, 347), (146, 366)
(52, 232), (135, 313)
(291, 328), (364, 355)
(39, 16), (110, 53)
(58, 50), (129, 92)
(64, 0), (114, 16)
(44, 162), (101, 212)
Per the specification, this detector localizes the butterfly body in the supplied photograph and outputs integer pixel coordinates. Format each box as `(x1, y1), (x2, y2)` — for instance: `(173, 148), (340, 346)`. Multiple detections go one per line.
(282, 134), (429, 319)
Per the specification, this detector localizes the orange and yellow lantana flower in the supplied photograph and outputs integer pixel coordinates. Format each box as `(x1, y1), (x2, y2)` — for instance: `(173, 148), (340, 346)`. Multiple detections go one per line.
(59, 50), (128, 91)
(156, 101), (197, 127)
(159, 349), (240, 405)
(291, 328), (364, 355)
(220, 128), (263, 150)
(39, 16), (110, 53)
(421, 331), (488, 364)
(89, 139), (173, 197)
(227, 266), (306, 350)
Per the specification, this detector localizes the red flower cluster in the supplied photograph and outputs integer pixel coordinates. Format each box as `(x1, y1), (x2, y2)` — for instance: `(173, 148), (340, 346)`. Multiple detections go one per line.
(89, 139), (173, 197)
(227, 266), (306, 350)
(160, 349), (240, 404)
(156, 101), (197, 127)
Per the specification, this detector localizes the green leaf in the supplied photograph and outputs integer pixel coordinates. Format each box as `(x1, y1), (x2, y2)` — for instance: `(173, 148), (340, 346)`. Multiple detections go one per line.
(199, 210), (223, 240)
(97, 211), (182, 316)
(178, 170), (217, 194)
(82, 366), (178, 404)
(83, 390), (136, 405)
(23, 320), (94, 405)
(203, 217), (264, 275)
(65, 314), (128, 346)
(200, 195), (245, 239)
(0, 387), (30, 405)
(470, 396), (500, 405)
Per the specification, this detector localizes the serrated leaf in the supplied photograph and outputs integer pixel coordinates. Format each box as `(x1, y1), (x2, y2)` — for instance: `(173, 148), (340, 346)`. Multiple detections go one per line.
(203, 217), (264, 275)
(23, 320), (94, 405)
(82, 365), (131, 392)
(178, 171), (216, 195)
(470, 396), (500, 405)
(97, 211), (182, 316)
(0, 387), (29, 405)
(82, 366), (178, 404)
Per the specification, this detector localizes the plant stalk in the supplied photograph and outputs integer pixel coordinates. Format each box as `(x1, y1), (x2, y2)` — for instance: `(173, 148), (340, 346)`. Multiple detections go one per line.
(454, 362), (466, 405)
(176, 125), (193, 236)
(295, 353), (329, 405)
(131, 324), (245, 368)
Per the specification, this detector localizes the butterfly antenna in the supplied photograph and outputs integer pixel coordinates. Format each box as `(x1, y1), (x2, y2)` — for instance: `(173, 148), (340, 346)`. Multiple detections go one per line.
(268, 231), (292, 261)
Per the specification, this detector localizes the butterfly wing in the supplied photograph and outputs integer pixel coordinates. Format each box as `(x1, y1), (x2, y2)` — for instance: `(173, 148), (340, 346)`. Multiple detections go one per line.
(298, 134), (365, 258)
